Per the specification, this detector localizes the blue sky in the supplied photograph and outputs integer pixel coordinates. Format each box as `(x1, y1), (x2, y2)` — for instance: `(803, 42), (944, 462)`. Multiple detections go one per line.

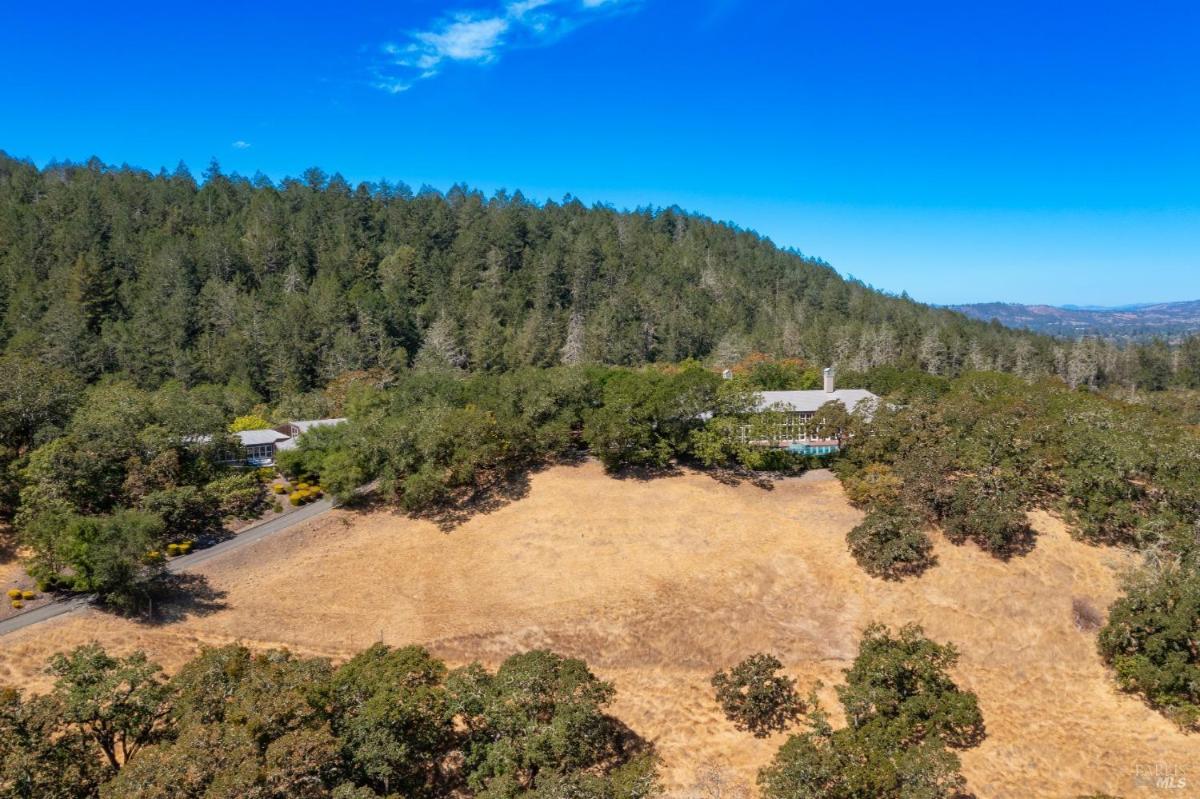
(2, 0), (1197, 305)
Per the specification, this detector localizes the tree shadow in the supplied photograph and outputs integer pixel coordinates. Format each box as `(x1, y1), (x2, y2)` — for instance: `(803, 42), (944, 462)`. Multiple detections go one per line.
(700, 465), (781, 491)
(993, 526), (1039, 560)
(939, 518), (1039, 561)
(337, 491), (389, 513)
(605, 462), (684, 481)
(133, 573), (229, 626)
(412, 467), (535, 532)
(604, 713), (657, 767)
(193, 524), (238, 549)
(872, 551), (939, 582)
(971, 524), (1039, 561)
(0, 526), (17, 566)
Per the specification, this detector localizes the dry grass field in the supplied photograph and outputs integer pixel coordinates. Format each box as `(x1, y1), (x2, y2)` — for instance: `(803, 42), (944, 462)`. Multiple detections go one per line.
(0, 461), (1195, 798)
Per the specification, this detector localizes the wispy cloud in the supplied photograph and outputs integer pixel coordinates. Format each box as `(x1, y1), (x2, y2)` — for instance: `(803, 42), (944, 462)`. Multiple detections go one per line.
(375, 0), (634, 93)
(231, 140), (252, 150)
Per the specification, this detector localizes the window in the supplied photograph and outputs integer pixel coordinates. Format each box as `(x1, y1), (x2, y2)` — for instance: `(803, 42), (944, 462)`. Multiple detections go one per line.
(244, 443), (275, 460)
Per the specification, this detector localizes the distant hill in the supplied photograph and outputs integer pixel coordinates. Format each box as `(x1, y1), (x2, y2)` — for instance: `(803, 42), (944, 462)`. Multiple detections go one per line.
(950, 300), (1200, 341)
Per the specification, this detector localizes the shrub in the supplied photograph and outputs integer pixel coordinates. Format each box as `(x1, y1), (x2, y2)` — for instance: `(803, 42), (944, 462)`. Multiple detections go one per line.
(289, 492), (304, 506)
(5, 588), (20, 600)
(255, 467), (276, 482)
(841, 462), (903, 508)
(847, 506), (935, 580)
(65, 508), (173, 609)
(938, 482), (1034, 558)
(21, 590), (35, 600)
(37, 575), (70, 592)
(229, 414), (272, 433)
(207, 472), (265, 519)
(166, 543), (181, 556)
(273, 484), (288, 495)
(758, 624), (985, 799)
(140, 485), (222, 540)
(711, 653), (803, 738)
(297, 482), (311, 491)
(1098, 565), (1200, 730)
(271, 501), (283, 513)
(11, 600), (22, 609)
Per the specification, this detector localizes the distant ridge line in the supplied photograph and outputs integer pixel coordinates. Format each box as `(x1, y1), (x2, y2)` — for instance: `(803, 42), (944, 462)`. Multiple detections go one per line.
(948, 299), (1200, 341)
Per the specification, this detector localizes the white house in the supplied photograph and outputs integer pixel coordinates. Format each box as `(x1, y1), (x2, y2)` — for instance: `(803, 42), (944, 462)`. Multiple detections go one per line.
(235, 428), (293, 466)
(740, 368), (877, 453)
(223, 418), (348, 467)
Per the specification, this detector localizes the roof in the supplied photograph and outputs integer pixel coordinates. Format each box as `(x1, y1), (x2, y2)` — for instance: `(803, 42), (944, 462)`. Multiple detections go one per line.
(236, 429), (291, 446)
(276, 418), (348, 452)
(755, 389), (878, 414)
(289, 418), (347, 435)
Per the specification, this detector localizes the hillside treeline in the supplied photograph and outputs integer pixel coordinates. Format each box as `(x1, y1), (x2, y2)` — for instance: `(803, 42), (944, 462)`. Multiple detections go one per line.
(5, 152), (1194, 394)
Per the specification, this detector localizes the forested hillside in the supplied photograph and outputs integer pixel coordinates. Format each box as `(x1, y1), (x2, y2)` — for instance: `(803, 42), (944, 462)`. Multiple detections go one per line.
(0, 152), (1143, 397)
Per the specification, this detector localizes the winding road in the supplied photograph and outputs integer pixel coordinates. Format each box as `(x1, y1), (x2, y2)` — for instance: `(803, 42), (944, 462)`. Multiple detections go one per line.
(0, 496), (336, 638)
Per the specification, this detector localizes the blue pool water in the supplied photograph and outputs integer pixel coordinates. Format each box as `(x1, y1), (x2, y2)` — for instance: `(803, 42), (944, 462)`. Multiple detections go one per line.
(787, 443), (839, 456)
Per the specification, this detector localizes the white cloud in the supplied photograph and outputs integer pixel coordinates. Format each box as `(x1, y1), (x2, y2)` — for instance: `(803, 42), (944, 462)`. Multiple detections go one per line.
(376, 0), (633, 92)
(507, 0), (555, 18)
(413, 15), (509, 65)
(231, 140), (251, 149)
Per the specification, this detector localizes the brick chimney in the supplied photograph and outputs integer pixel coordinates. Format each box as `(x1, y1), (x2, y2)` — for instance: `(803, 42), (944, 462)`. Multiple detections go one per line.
(823, 366), (835, 393)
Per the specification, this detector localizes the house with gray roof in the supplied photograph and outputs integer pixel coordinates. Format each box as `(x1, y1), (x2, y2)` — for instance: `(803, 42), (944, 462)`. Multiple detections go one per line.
(741, 368), (877, 454)
(216, 418), (348, 467)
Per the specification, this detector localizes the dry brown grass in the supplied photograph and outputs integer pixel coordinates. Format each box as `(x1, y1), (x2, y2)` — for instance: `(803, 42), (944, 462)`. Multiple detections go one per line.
(0, 461), (1194, 798)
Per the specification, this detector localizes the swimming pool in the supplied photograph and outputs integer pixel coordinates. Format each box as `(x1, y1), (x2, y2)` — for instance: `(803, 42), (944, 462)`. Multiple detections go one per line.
(787, 443), (839, 456)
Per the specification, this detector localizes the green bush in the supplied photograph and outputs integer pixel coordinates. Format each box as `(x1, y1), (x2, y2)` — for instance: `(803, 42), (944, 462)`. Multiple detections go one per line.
(11, 600), (22, 609)
(841, 463), (903, 508)
(1098, 565), (1200, 731)
(937, 480), (1033, 558)
(36, 574), (70, 593)
(758, 624), (984, 799)
(140, 485), (221, 540)
(847, 506), (935, 580)
(711, 653), (803, 737)
(30, 510), (168, 611)
(5, 588), (20, 600)
(206, 472), (265, 519)
(21, 590), (36, 600)
(229, 414), (272, 433)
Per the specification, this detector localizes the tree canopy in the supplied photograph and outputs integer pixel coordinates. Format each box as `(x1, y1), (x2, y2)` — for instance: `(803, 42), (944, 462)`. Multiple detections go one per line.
(0, 643), (656, 799)
(757, 624), (985, 799)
